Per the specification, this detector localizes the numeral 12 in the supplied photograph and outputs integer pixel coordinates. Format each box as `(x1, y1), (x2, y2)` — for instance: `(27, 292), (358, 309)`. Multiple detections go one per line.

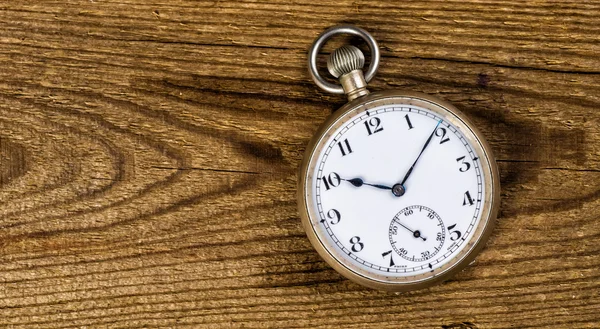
(364, 117), (383, 135)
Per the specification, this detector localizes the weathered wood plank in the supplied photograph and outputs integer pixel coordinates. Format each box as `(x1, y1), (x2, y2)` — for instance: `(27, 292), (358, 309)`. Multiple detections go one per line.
(0, 1), (599, 328)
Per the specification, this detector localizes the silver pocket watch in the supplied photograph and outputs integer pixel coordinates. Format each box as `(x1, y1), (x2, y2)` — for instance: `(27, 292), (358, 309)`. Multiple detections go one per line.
(297, 25), (500, 291)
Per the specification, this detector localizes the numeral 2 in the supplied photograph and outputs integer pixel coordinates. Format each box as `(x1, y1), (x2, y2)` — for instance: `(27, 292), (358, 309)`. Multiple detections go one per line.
(435, 127), (450, 144)
(337, 138), (353, 156)
(364, 117), (383, 135)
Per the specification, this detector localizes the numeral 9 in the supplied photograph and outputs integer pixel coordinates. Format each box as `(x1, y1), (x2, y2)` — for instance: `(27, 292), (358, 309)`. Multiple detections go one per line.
(320, 209), (341, 225)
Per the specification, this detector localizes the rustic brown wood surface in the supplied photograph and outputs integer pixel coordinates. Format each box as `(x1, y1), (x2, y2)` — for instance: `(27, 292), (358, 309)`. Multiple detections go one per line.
(0, 1), (599, 328)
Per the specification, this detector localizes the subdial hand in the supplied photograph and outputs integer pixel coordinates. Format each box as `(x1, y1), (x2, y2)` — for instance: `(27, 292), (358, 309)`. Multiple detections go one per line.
(397, 221), (427, 241)
(342, 177), (393, 191)
(398, 119), (443, 188)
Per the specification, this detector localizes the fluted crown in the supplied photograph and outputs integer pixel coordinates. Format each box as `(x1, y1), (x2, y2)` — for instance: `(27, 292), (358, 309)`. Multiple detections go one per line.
(327, 45), (365, 78)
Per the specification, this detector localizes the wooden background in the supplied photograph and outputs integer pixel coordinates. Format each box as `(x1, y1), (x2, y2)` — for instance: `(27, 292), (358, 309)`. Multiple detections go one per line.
(0, 1), (599, 328)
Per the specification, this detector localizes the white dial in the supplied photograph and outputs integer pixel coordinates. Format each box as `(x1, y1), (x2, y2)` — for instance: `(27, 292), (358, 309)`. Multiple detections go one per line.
(301, 95), (496, 288)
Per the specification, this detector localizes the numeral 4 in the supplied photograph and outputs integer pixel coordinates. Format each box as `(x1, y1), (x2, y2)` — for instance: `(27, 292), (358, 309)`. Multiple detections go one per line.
(463, 190), (474, 206)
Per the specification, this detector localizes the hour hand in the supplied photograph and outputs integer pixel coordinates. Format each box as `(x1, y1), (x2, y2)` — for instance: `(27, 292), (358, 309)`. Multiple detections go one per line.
(342, 177), (393, 190)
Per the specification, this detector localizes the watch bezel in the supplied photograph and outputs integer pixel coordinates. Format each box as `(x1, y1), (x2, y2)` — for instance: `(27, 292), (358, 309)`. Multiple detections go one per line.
(297, 90), (500, 292)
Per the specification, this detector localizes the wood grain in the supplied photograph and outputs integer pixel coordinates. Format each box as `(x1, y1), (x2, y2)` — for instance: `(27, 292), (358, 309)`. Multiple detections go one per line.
(0, 0), (599, 328)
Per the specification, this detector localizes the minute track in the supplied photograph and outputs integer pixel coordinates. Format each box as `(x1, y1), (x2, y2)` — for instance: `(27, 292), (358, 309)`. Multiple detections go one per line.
(313, 104), (485, 275)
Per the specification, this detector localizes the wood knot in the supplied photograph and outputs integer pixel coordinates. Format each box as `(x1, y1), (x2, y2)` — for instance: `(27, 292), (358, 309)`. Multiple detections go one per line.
(477, 73), (490, 87)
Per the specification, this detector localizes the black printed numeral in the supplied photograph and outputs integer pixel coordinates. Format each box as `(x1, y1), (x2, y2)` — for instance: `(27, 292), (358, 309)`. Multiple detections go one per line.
(350, 236), (364, 252)
(447, 224), (462, 241)
(364, 117), (384, 135)
(337, 138), (353, 156)
(404, 114), (414, 130)
(382, 250), (395, 266)
(463, 190), (475, 206)
(435, 127), (450, 144)
(456, 156), (472, 172)
(321, 209), (341, 225)
(321, 172), (341, 191)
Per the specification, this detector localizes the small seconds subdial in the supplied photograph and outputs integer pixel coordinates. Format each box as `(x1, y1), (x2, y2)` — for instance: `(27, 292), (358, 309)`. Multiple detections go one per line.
(389, 206), (446, 262)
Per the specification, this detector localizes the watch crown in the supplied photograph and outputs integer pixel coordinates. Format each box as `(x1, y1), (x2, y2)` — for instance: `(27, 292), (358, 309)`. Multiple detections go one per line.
(327, 45), (365, 78)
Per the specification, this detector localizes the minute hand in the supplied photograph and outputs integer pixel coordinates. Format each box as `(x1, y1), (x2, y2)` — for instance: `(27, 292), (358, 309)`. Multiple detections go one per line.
(399, 119), (443, 187)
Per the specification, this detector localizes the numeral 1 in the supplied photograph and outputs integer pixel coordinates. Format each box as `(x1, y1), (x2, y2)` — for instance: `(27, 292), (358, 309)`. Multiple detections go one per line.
(404, 114), (414, 130)
(337, 138), (353, 156)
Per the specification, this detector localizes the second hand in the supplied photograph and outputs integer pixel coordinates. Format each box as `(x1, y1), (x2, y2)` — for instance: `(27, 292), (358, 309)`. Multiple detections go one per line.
(395, 219), (427, 241)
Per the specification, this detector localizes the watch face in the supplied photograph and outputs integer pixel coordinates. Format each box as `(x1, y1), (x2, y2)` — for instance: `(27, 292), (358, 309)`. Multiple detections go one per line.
(300, 92), (499, 290)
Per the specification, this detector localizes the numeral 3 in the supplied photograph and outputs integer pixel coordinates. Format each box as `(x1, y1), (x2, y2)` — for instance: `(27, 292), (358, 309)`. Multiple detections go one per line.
(456, 156), (471, 172)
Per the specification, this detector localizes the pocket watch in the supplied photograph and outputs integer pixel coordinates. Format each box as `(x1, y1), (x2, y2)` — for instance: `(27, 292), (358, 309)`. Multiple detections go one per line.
(298, 25), (500, 291)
